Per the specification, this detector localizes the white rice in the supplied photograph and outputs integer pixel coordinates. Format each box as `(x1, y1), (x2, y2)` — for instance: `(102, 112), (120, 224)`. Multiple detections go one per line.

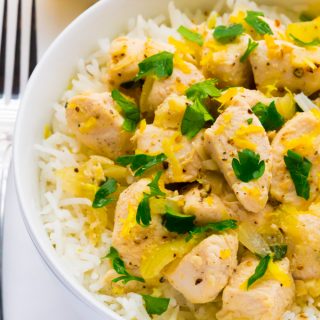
(36, 1), (318, 319)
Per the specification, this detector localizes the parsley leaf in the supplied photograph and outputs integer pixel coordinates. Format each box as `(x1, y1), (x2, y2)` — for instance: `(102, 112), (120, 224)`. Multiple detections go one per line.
(178, 25), (204, 46)
(148, 170), (165, 197)
(245, 11), (273, 35)
(240, 38), (259, 62)
(136, 171), (166, 227)
(247, 118), (253, 124)
(142, 295), (170, 315)
(289, 33), (320, 47)
(213, 24), (244, 43)
(284, 150), (312, 200)
(163, 208), (196, 234)
(270, 245), (288, 261)
(186, 219), (238, 241)
(252, 101), (284, 131)
(299, 12), (313, 22)
(181, 99), (214, 139)
(247, 254), (270, 289)
(232, 149), (265, 182)
(92, 178), (117, 208)
(136, 193), (152, 227)
(107, 247), (145, 284)
(116, 153), (167, 176)
(111, 90), (140, 132)
(185, 79), (221, 101)
(134, 51), (174, 81)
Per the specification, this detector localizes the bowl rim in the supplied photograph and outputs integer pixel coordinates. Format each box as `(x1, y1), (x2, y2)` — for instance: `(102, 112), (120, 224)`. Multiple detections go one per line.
(13, 0), (124, 318)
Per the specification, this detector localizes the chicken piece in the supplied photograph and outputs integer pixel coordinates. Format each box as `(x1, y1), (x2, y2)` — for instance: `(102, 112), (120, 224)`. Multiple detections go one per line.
(153, 94), (190, 131)
(217, 256), (295, 320)
(204, 105), (272, 213)
(183, 185), (230, 224)
(134, 124), (201, 183)
(271, 111), (320, 208)
(107, 37), (174, 87)
(140, 64), (204, 116)
(280, 204), (320, 280)
(201, 34), (253, 88)
(112, 179), (171, 275)
(224, 88), (272, 109)
(166, 232), (238, 304)
(66, 92), (133, 160)
(250, 40), (320, 96)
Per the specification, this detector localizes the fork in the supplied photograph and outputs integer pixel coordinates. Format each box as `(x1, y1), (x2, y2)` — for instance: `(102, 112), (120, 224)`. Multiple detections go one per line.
(0, 0), (37, 317)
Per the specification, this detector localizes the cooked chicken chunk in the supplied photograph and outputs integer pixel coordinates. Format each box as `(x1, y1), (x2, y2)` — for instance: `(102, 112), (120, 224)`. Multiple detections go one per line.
(166, 232), (238, 304)
(134, 124), (201, 183)
(107, 37), (174, 87)
(271, 111), (320, 208)
(183, 185), (230, 224)
(280, 204), (320, 280)
(217, 256), (295, 320)
(250, 40), (320, 96)
(66, 92), (133, 160)
(140, 64), (204, 116)
(201, 34), (253, 88)
(204, 105), (272, 213)
(112, 179), (171, 275)
(153, 94), (190, 131)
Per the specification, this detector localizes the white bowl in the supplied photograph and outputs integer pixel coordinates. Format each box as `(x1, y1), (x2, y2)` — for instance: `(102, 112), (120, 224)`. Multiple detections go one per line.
(13, 0), (317, 318)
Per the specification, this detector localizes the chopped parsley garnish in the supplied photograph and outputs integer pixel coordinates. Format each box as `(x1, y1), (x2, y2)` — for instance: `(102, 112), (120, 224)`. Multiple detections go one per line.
(284, 150), (312, 200)
(270, 244), (288, 261)
(107, 247), (145, 284)
(92, 178), (117, 208)
(111, 90), (140, 132)
(299, 12), (313, 22)
(244, 11), (273, 35)
(186, 219), (238, 241)
(232, 149), (265, 182)
(247, 254), (270, 288)
(163, 208), (196, 234)
(136, 171), (166, 227)
(134, 51), (174, 81)
(240, 38), (259, 62)
(247, 118), (253, 124)
(185, 79), (221, 101)
(181, 98), (214, 139)
(178, 25), (204, 46)
(116, 153), (167, 176)
(142, 295), (170, 315)
(252, 101), (284, 131)
(213, 24), (244, 43)
(289, 33), (320, 47)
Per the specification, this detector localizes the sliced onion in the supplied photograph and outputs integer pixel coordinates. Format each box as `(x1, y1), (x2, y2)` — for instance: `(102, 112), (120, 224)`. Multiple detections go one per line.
(238, 222), (271, 256)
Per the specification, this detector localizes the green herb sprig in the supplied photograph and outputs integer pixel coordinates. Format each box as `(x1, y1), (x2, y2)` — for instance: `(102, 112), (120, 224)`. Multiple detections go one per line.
(134, 51), (174, 81)
(213, 24), (244, 43)
(178, 25), (204, 46)
(92, 178), (117, 208)
(106, 247), (145, 284)
(232, 149), (265, 182)
(111, 90), (140, 132)
(289, 33), (320, 47)
(252, 101), (284, 131)
(136, 171), (166, 227)
(284, 150), (312, 200)
(240, 38), (259, 62)
(245, 11), (273, 35)
(142, 295), (170, 315)
(116, 153), (167, 177)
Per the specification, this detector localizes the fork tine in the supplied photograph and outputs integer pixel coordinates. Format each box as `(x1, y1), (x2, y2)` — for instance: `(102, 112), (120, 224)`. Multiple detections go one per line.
(3, 0), (19, 104)
(19, 0), (32, 94)
(0, 0), (5, 55)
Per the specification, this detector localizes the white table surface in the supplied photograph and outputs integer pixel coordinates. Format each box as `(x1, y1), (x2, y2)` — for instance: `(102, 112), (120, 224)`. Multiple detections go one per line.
(3, 1), (102, 319)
